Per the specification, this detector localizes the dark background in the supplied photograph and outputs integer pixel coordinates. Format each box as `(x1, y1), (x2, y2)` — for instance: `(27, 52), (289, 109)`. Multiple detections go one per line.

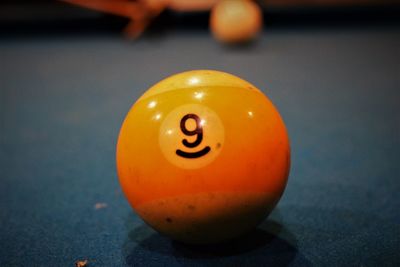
(1, 1), (399, 266)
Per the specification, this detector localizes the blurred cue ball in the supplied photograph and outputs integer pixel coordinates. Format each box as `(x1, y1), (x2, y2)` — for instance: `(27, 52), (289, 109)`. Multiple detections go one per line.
(210, 0), (263, 44)
(116, 70), (290, 244)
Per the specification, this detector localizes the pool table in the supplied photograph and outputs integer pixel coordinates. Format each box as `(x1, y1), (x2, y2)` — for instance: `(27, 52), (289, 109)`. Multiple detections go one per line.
(0, 5), (399, 266)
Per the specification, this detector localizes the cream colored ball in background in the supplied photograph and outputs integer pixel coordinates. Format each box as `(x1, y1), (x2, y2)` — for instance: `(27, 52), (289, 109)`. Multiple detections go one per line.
(210, 0), (263, 44)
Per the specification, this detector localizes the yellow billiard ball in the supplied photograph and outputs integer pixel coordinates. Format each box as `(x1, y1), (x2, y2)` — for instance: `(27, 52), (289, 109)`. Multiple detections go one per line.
(116, 70), (290, 244)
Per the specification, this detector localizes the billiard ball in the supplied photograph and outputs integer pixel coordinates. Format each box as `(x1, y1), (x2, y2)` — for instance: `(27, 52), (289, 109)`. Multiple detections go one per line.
(210, 0), (263, 44)
(116, 70), (290, 244)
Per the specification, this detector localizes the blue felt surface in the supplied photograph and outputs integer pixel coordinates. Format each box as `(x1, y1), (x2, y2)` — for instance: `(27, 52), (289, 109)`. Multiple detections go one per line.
(1, 25), (399, 266)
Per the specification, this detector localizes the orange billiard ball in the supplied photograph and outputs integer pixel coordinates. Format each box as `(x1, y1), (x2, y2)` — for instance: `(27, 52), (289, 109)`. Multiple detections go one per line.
(116, 70), (290, 244)
(210, 0), (263, 44)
